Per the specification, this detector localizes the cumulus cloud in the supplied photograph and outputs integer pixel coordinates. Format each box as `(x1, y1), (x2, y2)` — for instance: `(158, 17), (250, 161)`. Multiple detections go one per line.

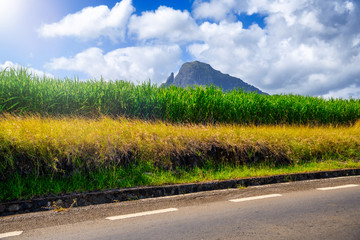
(188, 0), (360, 98)
(322, 84), (360, 99)
(37, 0), (360, 98)
(45, 45), (182, 84)
(129, 6), (200, 42)
(192, 0), (238, 21)
(38, 0), (134, 41)
(0, 61), (54, 78)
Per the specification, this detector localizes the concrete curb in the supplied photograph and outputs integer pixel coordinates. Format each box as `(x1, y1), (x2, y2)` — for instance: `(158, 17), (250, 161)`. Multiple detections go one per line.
(1, 168), (360, 216)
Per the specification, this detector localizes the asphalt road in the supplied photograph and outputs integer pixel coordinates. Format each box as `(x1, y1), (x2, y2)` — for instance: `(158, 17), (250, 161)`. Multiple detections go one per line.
(1, 176), (360, 240)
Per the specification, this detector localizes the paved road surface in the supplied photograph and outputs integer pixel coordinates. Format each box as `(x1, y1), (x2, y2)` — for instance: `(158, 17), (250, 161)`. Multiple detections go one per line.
(1, 176), (360, 240)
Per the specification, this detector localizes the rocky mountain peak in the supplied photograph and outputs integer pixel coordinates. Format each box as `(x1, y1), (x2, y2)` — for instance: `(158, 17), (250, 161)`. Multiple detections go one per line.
(163, 61), (266, 94)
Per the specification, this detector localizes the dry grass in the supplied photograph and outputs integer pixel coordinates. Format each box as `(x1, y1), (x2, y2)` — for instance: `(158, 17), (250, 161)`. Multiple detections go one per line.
(1, 114), (359, 201)
(1, 114), (359, 178)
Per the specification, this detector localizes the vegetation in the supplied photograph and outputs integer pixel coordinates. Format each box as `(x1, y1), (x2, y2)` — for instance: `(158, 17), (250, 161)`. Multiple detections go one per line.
(1, 67), (360, 125)
(0, 114), (359, 201)
(0, 67), (359, 202)
(2, 159), (359, 201)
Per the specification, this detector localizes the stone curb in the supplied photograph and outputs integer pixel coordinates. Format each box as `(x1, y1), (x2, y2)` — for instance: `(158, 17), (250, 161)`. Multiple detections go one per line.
(1, 168), (360, 216)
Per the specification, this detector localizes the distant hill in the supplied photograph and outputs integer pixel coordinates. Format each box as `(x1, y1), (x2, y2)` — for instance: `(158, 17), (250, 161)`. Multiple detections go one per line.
(163, 61), (267, 94)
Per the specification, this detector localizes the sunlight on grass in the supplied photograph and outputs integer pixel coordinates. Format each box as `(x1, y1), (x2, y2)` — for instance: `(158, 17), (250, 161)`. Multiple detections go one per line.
(0, 67), (360, 202)
(1, 67), (360, 125)
(1, 159), (359, 201)
(0, 114), (359, 201)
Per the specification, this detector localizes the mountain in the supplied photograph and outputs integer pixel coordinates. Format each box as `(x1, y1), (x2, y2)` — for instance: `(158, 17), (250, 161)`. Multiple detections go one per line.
(163, 61), (267, 94)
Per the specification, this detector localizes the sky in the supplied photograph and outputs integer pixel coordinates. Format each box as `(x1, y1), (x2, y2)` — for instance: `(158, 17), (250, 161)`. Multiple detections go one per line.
(0, 0), (360, 99)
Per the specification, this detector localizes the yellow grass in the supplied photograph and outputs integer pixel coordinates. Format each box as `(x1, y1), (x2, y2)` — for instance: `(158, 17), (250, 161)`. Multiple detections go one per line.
(1, 114), (359, 171)
(1, 114), (359, 201)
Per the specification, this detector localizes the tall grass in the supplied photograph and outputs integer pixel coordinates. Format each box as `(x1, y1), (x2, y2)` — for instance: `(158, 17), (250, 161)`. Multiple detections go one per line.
(1, 114), (359, 180)
(1, 67), (359, 125)
(1, 114), (360, 200)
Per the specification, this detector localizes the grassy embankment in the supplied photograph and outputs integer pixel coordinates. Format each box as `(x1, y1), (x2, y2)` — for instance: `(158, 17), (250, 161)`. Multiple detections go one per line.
(0, 68), (360, 201)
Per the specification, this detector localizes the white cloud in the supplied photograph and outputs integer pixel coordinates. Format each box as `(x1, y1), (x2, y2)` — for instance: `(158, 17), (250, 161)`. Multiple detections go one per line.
(46, 45), (182, 84)
(188, 21), (265, 82)
(38, 0), (134, 41)
(129, 6), (200, 42)
(36, 0), (360, 98)
(0, 61), (54, 78)
(192, 0), (240, 21)
(188, 0), (360, 98)
(246, 0), (307, 17)
(322, 84), (360, 99)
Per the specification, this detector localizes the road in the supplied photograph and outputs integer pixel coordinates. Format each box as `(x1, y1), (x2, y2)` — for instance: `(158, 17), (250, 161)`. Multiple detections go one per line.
(1, 176), (360, 240)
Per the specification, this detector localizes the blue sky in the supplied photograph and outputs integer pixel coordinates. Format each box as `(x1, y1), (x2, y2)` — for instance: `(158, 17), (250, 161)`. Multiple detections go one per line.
(1, 0), (360, 98)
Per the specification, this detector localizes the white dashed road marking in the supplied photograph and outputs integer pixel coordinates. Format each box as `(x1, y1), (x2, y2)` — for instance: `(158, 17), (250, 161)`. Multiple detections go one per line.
(106, 208), (178, 221)
(0, 231), (23, 239)
(229, 194), (282, 202)
(317, 184), (359, 191)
